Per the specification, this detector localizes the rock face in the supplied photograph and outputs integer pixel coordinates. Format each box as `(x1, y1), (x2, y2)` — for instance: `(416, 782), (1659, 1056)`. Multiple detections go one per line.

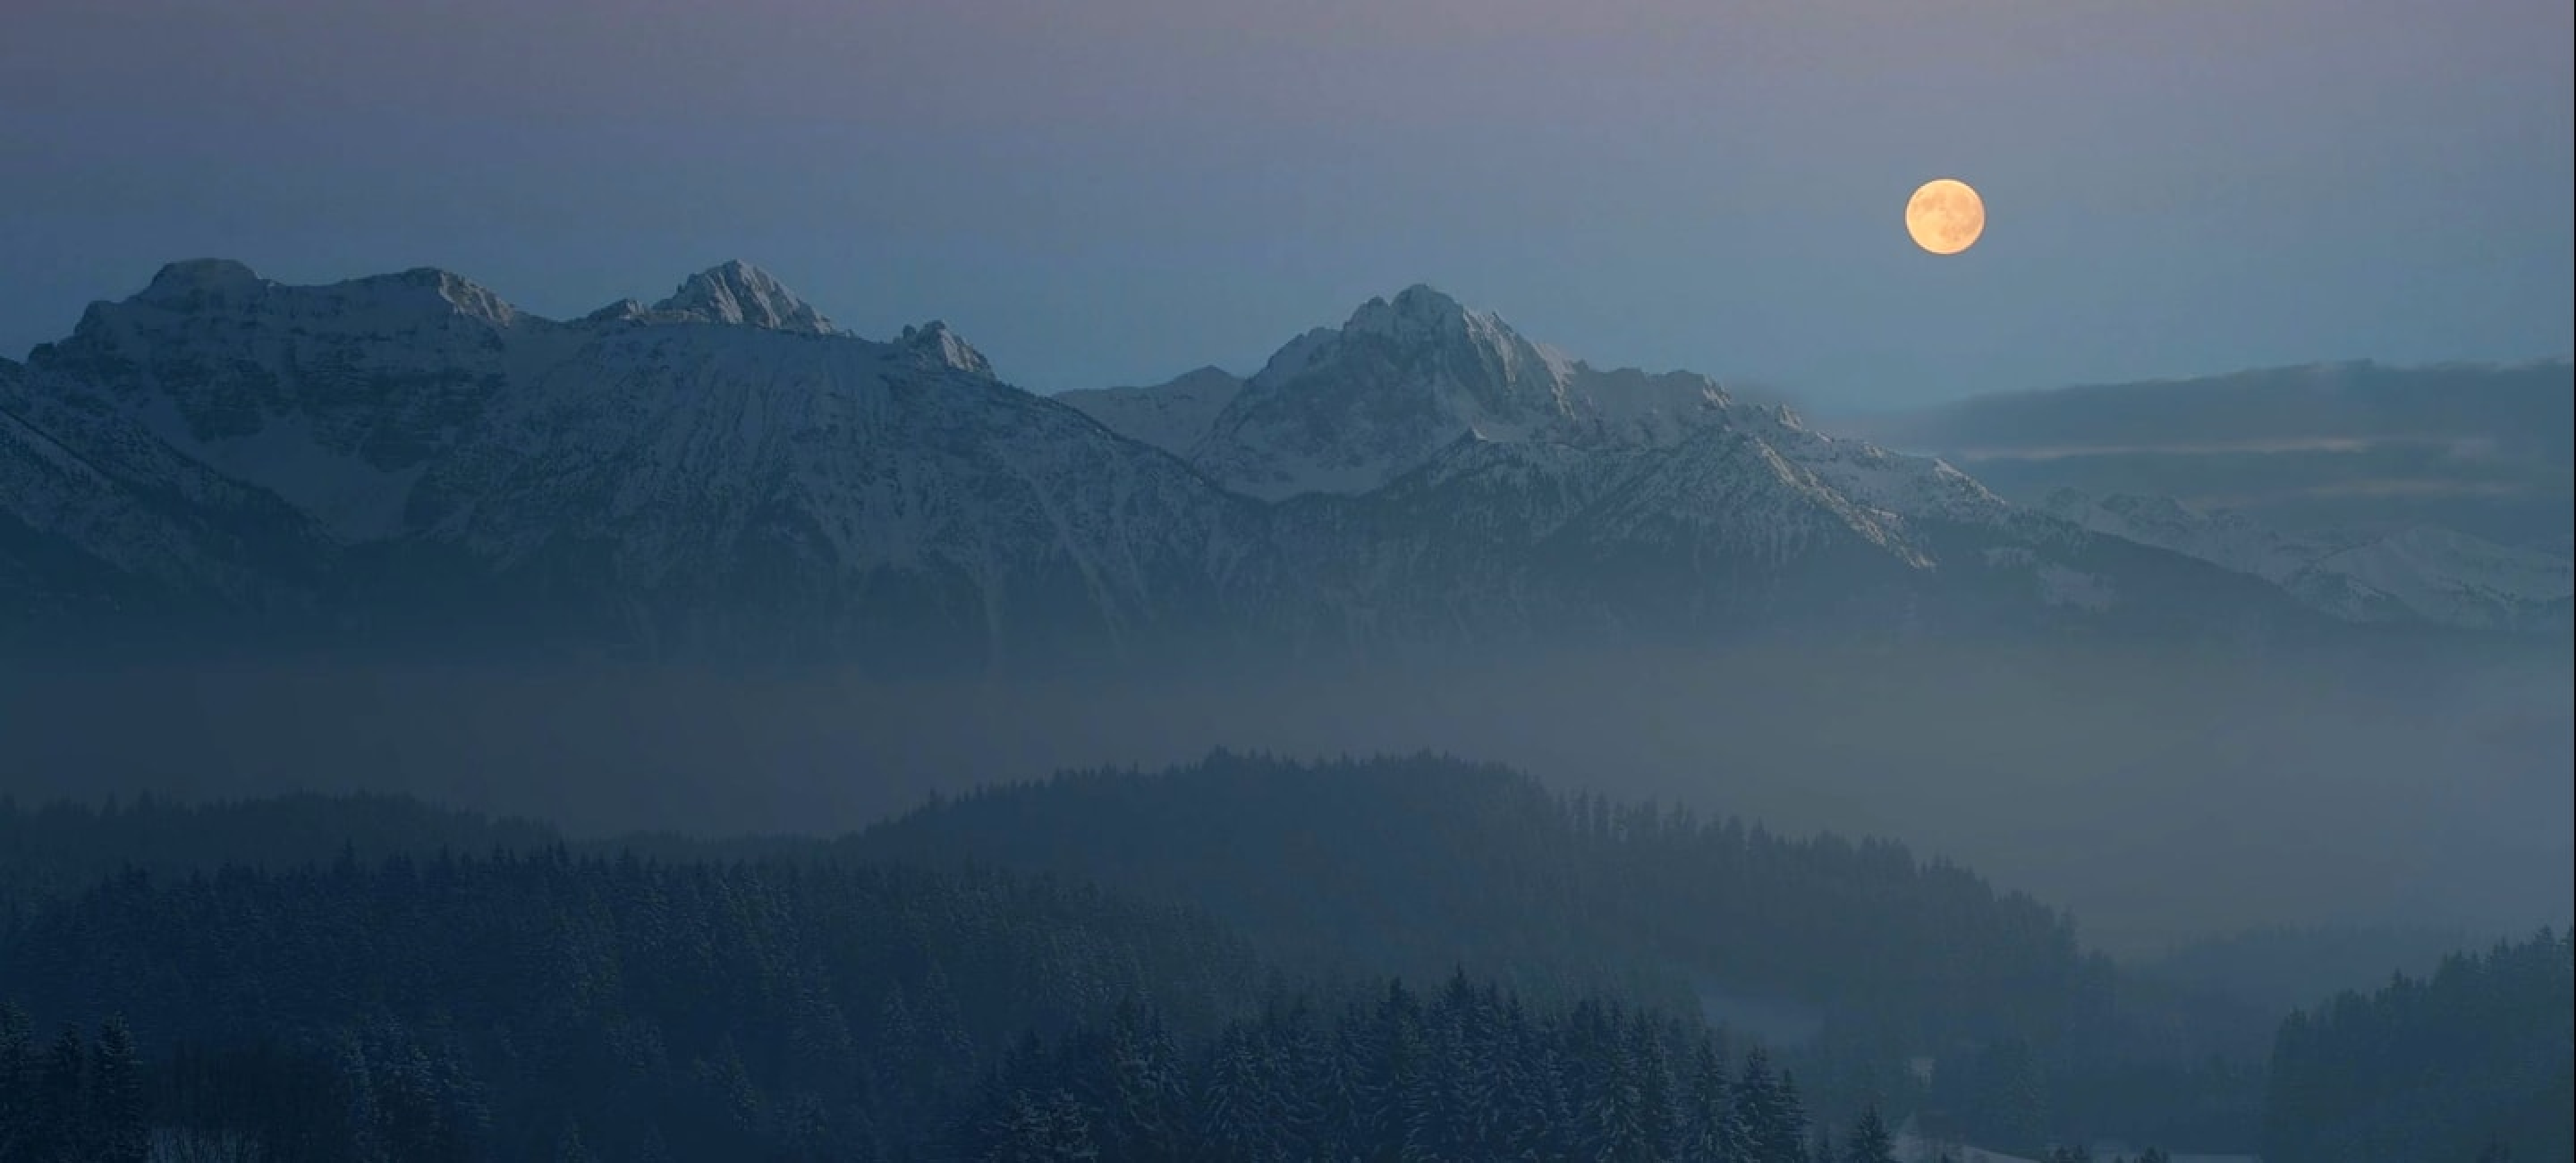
(3, 261), (2382, 669)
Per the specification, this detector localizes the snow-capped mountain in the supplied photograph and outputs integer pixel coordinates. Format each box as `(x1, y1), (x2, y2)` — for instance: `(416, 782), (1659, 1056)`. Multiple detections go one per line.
(1071, 288), (2343, 646)
(1114, 284), (1727, 501)
(2041, 488), (2573, 632)
(644, 259), (846, 335)
(1065, 284), (2013, 530)
(3, 260), (1281, 664)
(0, 261), (2416, 666)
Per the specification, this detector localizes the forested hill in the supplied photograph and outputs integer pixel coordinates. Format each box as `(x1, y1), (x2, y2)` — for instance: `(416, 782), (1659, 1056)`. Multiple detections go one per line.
(835, 751), (2309, 1151)
(0, 792), (560, 911)
(844, 751), (2106, 1048)
(0, 849), (1267, 1159)
(2264, 929), (2574, 1163)
(0, 756), (2275, 1151)
(0, 829), (1903, 1159)
(50, 759), (2576, 1155)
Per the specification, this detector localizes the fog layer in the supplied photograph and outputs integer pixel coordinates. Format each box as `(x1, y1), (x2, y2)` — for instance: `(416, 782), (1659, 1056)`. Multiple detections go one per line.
(4, 641), (2565, 955)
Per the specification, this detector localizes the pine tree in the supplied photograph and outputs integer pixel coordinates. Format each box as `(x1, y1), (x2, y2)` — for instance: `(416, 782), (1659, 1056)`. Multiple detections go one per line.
(0, 1003), (32, 1163)
(1843, 1106), (1898, 1163)
(1734, 1048), (1809, 1163)
(38, 1027), (85, 1163)
(90, 1017), (149, 1163)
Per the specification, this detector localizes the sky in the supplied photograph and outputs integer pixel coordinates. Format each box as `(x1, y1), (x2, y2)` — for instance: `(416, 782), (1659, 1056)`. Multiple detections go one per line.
(1, 0), (2568, 409)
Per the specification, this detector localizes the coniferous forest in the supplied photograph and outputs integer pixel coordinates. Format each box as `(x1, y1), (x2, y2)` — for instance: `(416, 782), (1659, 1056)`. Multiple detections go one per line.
(0, 755), (2564, 1160)
(2263, 930), (2574, 1163)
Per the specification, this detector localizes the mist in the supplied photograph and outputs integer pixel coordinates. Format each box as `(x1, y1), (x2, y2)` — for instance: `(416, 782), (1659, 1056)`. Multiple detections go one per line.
(7, 640), (2564, 956)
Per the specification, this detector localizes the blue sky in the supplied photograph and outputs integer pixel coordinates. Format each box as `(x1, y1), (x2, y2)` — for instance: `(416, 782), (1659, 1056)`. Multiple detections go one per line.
(2, 0), (2568, 408)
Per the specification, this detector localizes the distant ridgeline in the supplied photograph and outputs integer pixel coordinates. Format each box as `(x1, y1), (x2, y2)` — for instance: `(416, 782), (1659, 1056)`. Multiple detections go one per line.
(0, 757), (2407, 1157)
(12, 259), (2527, 674)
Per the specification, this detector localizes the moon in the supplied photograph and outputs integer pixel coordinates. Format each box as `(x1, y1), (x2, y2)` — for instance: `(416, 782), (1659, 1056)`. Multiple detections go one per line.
(1905, 178), (1986, 255)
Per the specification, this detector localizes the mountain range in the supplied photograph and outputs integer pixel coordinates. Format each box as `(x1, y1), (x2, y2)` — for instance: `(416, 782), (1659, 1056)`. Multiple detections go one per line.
(3, 260), (2556, 669)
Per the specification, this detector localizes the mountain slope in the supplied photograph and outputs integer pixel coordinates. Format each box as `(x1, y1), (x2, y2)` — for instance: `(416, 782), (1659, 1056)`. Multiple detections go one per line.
(9, 260), (1287, 667)
(0, 350), (335, 643)
(1079, 284), (2334, 648)
(1182, 284), (1723, 501)
(1, 262), (2376, 664)
(381, 320), (1270, 663)
(1854, 359), (2576, 556)
(1055, 364), (1244, 454)
(2043, 488), (2573, 632)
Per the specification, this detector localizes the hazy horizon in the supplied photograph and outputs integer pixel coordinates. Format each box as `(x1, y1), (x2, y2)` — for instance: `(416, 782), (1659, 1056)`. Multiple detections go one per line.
(5, 0), (2570, 409)
(7, 257), (2572, 416)
(10, 639), (2567, 959)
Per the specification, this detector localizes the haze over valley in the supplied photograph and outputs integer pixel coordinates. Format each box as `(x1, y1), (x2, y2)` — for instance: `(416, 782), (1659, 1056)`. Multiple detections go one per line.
(4, 261), (2566, 960)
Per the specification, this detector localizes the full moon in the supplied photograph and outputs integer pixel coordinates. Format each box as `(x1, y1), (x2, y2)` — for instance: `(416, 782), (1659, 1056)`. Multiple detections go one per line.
(1904, 178), (1986, 255)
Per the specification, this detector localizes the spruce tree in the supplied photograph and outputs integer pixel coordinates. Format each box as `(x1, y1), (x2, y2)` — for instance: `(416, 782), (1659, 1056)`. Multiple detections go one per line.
(90, 1017), (149, 1163)
(0, 1003), (31, 1163)
(38, 1027), (85, 1163)
(1843, 1106), (1898, 1163)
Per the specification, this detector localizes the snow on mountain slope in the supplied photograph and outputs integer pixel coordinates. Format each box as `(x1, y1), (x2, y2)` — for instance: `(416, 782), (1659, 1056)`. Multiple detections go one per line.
(1188, 284), (1723, 500)
(1094, 283), (2005, 532)
(2308, 524), (2574, 631)
(1734, 403), (2013, 527)
(398, 319), (1268, 656)
(5, 260), (1282, 663)
(1056, 366), (1245, 454)
(2040, 488), (2572, 630)
(894, 320), (997, 378)
(1086, 283), (2158, 632)
(2045, 489), (2326, 578)
(23, 259), (587, 541)
(640, 259), (846, 335)
(0, 353), (333, 621)
(1, 261), (2399, 661)
(1559, 423), (1922, 566)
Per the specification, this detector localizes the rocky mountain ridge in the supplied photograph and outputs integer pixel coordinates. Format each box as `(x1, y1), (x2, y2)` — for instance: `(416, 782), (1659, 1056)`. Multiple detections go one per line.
(0, 260), (2465, 668)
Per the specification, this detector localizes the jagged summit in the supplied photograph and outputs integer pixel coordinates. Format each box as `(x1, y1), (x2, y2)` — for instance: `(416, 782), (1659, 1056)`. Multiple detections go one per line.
(1174, 283), (1721, 498)
(897, 320), (996, 378)
(9, 256), (2516, 660)
(581, 298), (649, 325)
(119, 259), (521, 329)
(1343, 284), (1473, 336)
(369, 267), (521, 327)
(139, 259), (267, 306)
(648, 260), (841, 335)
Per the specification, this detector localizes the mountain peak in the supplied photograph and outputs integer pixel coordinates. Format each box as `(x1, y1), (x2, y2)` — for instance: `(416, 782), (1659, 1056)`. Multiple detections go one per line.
(369, 267), (520, 327)
(897, 320), (995, 378)
(138, 259), (268, 308)
(1343, 283), (1479, 339)
(650, 260), (840, 335)
(1389, 283), (1463, 315)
